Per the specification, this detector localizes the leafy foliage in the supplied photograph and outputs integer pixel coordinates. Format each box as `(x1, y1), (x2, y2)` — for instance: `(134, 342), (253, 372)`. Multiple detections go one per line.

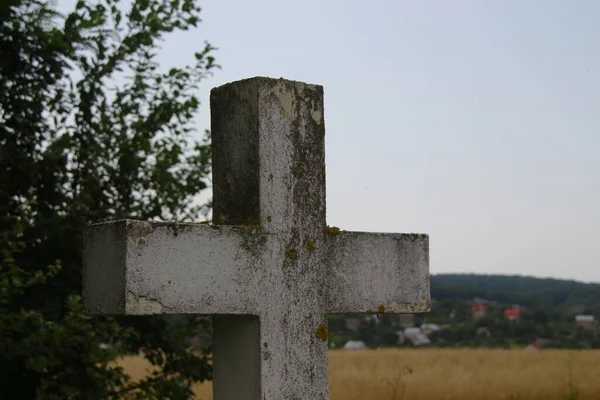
(1, 228), (134, 399)
(0, 0), (217, 397)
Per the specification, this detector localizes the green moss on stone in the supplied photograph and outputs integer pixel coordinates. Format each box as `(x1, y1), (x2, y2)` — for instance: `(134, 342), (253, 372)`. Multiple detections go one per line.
(315, 323), (328, 342)
(326, 226), (341, 235)
(285, 250), (297, 260)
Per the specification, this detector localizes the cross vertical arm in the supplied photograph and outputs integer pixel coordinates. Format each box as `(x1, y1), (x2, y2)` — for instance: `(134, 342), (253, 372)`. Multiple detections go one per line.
(211, 77), (326, 232)
(210, 77), (329, 400)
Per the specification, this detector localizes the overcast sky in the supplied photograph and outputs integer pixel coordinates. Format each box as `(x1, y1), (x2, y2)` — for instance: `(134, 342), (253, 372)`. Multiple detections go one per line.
(63, 1), (600, 282)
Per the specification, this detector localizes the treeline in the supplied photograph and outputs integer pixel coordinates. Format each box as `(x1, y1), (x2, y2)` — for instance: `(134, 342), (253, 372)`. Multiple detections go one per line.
(432, 274), (600, 310)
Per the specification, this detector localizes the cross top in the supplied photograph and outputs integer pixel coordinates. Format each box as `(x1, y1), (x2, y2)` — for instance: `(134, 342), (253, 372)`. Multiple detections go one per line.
(83, 77), (430, 400)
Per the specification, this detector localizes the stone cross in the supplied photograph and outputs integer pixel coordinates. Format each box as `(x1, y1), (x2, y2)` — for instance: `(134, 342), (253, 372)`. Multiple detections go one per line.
(83, 77), (430, 400)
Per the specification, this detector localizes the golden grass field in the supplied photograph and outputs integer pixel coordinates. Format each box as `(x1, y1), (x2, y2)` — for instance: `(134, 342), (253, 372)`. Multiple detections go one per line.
(121, 349), (600, 400)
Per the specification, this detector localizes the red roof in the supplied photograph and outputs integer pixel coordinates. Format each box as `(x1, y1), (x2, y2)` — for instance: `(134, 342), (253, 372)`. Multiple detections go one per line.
(505, 308), (520, 318)
(472, 304), (488, 312)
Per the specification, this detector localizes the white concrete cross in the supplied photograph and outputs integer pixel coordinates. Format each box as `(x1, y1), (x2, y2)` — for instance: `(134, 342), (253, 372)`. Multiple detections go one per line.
(83, 77), (430, 400)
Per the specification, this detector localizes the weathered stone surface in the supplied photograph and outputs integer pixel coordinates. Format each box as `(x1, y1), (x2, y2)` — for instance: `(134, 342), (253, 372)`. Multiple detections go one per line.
(83, 77), (430, 400)
(211, 77), (326, 232)
(83, 221), (264, 315)
(325, 232), (429, 314)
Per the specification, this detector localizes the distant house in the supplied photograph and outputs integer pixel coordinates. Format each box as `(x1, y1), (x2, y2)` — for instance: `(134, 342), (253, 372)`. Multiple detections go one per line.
(404, 327), (420, 336)
(343, 340), (366, 350)
(420, 323), (441, 335)
(476, 327), (491, 337)
(525, 342), (542, 351)
(403, 327), (431, 346)
(575, 315), (596, 332)
(473, 297), (500, 308)
(472, 304), (488, 320)
(504, 308), (520, 321)
(345, 318), (361, 332)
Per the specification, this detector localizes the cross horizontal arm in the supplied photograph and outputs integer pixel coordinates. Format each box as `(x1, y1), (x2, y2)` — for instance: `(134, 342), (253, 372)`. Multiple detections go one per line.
(324, 231), (430, 314)
(83, 220), (265, 315)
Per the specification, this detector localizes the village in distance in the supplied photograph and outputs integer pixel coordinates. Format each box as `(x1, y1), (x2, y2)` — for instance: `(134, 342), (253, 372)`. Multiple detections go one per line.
(328, 274), (600, 351)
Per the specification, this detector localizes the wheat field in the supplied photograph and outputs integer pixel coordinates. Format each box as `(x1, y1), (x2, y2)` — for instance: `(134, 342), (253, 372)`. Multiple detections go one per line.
(121, 349), (600, 400)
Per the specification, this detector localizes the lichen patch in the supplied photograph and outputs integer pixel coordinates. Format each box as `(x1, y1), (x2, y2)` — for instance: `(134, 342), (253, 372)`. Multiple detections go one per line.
(129, 221), (153, 247)
(285, 250), (298, 260)
(274, 82), (297, 121)
(326, 226), (341, 236)
(311, 109), (323, 125)
(315, 323), (328, 342)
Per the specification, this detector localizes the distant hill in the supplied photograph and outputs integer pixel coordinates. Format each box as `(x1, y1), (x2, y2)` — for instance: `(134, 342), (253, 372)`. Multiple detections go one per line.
(431, 274), (600, 310)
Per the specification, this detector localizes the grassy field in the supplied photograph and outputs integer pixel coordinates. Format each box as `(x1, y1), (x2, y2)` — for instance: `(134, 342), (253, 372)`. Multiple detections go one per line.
(121, 348), (600, 400)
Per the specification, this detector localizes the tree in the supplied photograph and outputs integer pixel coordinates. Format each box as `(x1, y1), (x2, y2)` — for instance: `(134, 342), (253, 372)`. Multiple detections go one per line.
(532, 308), (549, 325)
(0, 0), (217, 397)
(357, 318), (377, 347)
(380, 327), (400, 347)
